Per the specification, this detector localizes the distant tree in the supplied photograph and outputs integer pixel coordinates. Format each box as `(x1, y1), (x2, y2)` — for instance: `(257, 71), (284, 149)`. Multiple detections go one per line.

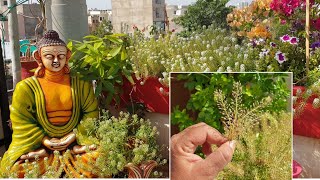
(174, 0), (233, 34)
(92, 19), (113, 37)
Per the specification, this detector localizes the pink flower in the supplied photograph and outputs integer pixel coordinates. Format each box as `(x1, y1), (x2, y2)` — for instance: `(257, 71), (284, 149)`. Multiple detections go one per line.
(275, 51), (287, 64)
(290, 37), (299, 45)
(281, 19), (287, 24)
(270, 0), (300, 16)
(280, 34), (291, 42)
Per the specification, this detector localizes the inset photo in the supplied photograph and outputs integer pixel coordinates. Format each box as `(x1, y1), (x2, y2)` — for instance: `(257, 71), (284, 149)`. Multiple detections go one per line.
(170, 73), (292, 180)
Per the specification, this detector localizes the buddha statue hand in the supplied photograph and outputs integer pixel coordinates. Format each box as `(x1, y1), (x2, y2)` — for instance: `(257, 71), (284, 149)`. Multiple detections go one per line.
(42, 132), (76, 151)
(20, 148), (48, 160)
(72, 144), (97, 154)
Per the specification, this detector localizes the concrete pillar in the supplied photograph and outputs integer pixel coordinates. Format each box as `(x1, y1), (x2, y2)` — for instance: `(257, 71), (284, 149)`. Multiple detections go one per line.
(8, 0), (21, 88)
(50, 0), (88, 42)
(45, 0), (52, 30)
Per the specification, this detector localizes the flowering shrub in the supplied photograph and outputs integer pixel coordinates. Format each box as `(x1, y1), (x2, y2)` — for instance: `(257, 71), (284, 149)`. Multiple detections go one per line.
(270, 0), (300, 16)
(227, 0), (272, 39)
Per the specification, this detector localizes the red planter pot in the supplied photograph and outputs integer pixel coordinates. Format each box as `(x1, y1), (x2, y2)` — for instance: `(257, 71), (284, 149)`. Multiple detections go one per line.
(293, 160), (302, 178)
(120, 76), (169, 114)
(21, 57), (38, 80)
(293, 86), (320, 139)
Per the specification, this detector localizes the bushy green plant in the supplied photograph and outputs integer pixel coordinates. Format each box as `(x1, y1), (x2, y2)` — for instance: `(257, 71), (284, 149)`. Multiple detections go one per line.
(75, 110), (167, 177)
(68, 34), (133, 107)
(174, 0), (233, 36)
(92, 19), (113, 38)
(171, 73), (290, 132)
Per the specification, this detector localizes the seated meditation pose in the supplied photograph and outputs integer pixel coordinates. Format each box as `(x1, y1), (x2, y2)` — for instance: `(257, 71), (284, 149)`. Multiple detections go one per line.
(0, 30), (99, 177)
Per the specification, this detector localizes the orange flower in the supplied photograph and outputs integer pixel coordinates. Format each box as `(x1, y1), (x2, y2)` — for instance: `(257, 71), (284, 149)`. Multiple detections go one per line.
(247, 24), (271, 39)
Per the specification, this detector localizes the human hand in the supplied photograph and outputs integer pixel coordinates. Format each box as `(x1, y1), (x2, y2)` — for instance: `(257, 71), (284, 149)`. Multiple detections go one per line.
(171, 122), (236, 180)
(42, 132), (76, 151)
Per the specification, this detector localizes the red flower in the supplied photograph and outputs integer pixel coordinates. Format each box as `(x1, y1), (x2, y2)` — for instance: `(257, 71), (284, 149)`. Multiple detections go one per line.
(171, 29), (175, 32)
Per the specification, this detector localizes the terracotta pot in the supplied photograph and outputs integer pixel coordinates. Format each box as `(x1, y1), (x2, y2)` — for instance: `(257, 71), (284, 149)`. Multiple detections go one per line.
(125, 160), (157, 178)
(293, 86), (320, 139)
(21, 57), (38, 80)
(293, 160), (302, 178)
(120, 75), (169, 114)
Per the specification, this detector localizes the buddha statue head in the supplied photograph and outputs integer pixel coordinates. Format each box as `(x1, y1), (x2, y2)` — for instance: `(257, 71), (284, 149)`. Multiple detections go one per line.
(33, 30), (72, 77)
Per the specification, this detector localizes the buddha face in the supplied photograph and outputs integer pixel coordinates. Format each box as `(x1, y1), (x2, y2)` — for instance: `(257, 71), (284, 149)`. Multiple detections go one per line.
(40, 46), (68, 72)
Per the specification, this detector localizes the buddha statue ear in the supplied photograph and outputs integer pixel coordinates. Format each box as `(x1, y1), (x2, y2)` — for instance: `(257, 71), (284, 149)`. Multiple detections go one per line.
(33, 50), (45, 77)
(63, 49), (72, 74)
(66, 48), (72, 61)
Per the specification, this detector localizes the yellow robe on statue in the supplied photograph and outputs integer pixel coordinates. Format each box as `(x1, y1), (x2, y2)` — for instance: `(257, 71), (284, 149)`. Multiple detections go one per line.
(0, 76), (98, 174)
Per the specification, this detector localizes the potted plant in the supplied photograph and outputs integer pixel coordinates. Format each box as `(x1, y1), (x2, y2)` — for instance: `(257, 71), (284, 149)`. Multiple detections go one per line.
(67, 33), (134, 109)
(20, 43), (38, 80)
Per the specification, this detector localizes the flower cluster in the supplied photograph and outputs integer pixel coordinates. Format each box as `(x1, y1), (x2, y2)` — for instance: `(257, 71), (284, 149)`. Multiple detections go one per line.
(270, 0), (300, 16)
(128, 25), (262, 86)
(280, 34), (299, 45)
(227, 0), (272, 39)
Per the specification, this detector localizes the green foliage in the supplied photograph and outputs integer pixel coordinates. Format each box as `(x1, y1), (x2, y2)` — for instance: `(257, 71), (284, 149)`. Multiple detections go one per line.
(92, 19), (113, 38)
(174, 0), (233, 35)
(75, 110), (165, 177)
(67, 34), (133, 107)
(171, 73), (290, 133)
(217, 112), (292, 180)
(171, 107), (194, 131)
(172, 76), (291, 179)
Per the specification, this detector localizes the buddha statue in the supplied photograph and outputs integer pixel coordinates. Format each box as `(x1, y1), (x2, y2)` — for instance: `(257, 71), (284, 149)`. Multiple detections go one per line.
(0, 30), (99, 177)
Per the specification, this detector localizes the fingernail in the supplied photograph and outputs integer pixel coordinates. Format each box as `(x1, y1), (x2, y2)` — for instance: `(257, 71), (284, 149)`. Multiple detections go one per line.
(229, 140), (236, 150)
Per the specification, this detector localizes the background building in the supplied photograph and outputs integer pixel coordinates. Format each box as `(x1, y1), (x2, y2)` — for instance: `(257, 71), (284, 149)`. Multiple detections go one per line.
(111, 0), (165, 35)
(0, 1), (43, 41)
(88, 9), (112, 33)
(166, 5), (187, 33)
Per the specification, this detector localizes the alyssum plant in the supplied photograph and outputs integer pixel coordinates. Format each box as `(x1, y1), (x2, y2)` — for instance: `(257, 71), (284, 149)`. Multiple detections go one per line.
(214, 82), (291, 179)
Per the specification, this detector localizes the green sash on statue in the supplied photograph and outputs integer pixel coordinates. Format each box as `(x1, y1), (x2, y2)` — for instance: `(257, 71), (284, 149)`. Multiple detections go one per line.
(0, 76), (98, 173)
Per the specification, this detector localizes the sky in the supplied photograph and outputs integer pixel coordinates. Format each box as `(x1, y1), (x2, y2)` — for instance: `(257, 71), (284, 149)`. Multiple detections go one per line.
(86, 0), (253, 9)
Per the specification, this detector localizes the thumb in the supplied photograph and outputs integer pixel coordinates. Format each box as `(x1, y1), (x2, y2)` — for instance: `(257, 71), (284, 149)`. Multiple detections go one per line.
(193, 141), (236, 178)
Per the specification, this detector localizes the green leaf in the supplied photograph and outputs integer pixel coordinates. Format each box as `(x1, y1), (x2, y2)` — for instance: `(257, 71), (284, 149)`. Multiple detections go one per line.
(109, 46), (122, 58)
(84, 35), (99, 40)
(95, 82), (102, 97)
(94, 41), (104, 49)
(121, 50), (128, 61)
(105, 35), (123, 44)
(99, 66), (105, 77)
(102, 81), (115, 93)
